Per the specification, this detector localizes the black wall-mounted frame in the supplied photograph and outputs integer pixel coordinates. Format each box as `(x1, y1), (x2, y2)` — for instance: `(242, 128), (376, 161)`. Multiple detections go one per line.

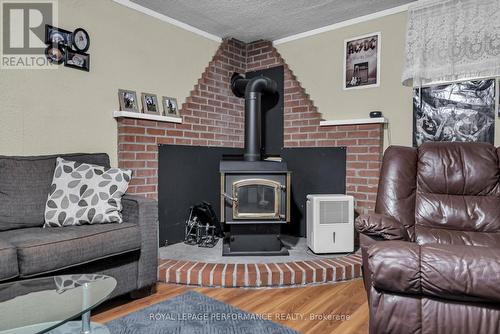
(44, 24), (90, 72)
(45, 25), (72, 46)
(72, 28), (90, 52)
(64, 49), (90, 72)
(44, 44), (66, 64)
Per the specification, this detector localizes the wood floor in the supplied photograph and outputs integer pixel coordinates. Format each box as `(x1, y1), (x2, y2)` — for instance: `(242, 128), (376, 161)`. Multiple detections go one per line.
(92, 279), (368, 334)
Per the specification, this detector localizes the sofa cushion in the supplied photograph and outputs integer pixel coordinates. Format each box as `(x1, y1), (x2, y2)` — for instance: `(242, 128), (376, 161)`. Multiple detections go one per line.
(0, 153), (110, 231)
(0, 240), (18, 282)
(0, 223), (140, 277)
(44, 158), (131, 227)
(369, 241), (500, 304)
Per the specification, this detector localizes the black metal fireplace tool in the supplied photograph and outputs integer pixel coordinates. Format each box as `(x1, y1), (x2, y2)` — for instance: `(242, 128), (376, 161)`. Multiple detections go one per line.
(184, 202), (222, 248)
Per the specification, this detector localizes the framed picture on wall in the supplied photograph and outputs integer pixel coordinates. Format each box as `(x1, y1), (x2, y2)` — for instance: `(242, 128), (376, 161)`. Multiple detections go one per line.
(118, 89), (139, 112)
(45, 25), (72, 46)
(413, 80), (495, 146)
(72, 28), (90, 52)
(45, 44), (66, 64)
(64, 50), (90, 71)
(343, 32), (381, 90)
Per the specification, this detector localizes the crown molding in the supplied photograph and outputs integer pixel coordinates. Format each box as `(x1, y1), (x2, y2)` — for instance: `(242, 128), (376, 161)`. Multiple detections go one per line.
(113, 0), (222, 43)
(273, 3), (410, 45)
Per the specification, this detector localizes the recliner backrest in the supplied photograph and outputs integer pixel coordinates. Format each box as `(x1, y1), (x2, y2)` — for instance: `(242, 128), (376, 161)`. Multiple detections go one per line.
(415, 142), (500, 244)
(376, 142), (500, 245)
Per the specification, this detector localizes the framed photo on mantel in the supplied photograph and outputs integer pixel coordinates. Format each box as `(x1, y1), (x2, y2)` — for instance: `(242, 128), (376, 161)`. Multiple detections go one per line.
(141, 93), (159, 114)
(118, 89), (139, 112)
(162, 96), (179, 117)
(343, 32), (381, 90)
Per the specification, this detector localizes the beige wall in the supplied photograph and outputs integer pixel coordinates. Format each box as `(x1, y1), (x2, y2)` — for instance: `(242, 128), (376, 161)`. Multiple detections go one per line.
(0, 0), (219, 164)
(276, 11), (500, 148)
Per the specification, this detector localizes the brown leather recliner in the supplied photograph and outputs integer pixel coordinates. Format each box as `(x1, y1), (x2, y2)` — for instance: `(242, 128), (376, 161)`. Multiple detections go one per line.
(355, 142), (500, 334)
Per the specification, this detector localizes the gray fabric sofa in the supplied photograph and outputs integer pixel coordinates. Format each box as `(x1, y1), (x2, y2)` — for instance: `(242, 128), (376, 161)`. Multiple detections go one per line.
(0, 153), (158, 298)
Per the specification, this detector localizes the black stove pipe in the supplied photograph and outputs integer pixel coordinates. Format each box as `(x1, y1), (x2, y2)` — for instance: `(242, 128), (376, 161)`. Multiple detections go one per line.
(231, 73), (278, 162)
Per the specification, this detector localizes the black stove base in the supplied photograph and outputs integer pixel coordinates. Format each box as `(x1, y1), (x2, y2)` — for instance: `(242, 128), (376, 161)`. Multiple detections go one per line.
(222, 224), (289, 256)
(222, 237), (289, 256)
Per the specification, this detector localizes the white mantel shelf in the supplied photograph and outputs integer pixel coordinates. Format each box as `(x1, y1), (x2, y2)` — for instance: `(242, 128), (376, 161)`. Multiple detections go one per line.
(113, 111), (182, 124)
(319, 117), (388, 127)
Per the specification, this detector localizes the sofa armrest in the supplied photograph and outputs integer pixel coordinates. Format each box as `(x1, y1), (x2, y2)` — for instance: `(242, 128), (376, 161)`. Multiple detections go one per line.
(368, 241), (500, 304)
(355, 213), (409, 241)
(122, 194), (158, 289)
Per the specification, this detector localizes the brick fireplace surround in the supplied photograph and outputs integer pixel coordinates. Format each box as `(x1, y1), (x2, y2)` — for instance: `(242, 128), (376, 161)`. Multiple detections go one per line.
(116, 38), (384, 215)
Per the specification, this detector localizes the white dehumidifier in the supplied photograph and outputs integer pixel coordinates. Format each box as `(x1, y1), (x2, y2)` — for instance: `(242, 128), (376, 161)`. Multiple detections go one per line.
(306, 194), (354, 253)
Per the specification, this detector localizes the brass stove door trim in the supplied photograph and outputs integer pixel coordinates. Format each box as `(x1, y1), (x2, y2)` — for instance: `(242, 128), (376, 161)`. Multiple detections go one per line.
(286, 172), (291, 222)
(232, 178), (281, 220)
(220, 173), (225, 222)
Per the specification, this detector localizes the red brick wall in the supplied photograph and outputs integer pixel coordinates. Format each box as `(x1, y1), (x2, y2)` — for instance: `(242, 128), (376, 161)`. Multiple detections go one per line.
(116, 38), (383, 214)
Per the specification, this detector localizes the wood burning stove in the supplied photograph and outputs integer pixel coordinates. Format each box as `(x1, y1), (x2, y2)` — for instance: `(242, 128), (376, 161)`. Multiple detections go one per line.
(220, 160), (291, 256)
(220, 73), (290, 256)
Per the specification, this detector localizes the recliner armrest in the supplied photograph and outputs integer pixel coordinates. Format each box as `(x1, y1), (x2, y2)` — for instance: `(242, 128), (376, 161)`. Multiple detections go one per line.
(368, 241), (500, 304)
(355, 213), (409, 241)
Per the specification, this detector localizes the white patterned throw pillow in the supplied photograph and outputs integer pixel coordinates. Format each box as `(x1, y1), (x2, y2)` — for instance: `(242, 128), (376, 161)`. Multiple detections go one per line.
(44, 158), (132, 227)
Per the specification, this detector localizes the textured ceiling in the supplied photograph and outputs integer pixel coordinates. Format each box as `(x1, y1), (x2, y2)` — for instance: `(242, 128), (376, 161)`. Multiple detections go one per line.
(130, 0), (415, 42)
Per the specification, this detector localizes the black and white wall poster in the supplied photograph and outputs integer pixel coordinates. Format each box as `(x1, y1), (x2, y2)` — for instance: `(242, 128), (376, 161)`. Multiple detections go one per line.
(344, 32), (380, 89)
(413, 80), (495, 146)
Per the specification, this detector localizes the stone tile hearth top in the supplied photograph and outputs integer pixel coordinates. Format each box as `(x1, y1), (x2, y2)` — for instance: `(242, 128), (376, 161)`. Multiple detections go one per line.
(159, 236), (352, 264)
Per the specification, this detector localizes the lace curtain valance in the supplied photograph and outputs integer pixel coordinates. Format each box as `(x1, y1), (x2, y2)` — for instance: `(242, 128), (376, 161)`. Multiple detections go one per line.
(402, 0), (500, 87)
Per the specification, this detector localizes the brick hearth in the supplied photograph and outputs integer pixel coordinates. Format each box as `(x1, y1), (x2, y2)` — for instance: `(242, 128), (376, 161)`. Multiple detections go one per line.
(158, 253), (362, 287)
(116, 38), (383, 214)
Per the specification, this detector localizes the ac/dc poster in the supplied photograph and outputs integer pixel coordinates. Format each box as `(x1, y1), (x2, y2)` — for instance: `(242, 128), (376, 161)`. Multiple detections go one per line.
(413, 80), (495, 146)
(344, 32), (380, 89)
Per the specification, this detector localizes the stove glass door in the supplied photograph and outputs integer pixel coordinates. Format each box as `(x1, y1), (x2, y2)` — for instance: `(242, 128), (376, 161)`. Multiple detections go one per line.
(232, 179), (281, 219)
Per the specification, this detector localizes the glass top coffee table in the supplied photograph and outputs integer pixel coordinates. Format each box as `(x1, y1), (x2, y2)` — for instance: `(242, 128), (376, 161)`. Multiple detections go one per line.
(0, 274), (116, 334)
